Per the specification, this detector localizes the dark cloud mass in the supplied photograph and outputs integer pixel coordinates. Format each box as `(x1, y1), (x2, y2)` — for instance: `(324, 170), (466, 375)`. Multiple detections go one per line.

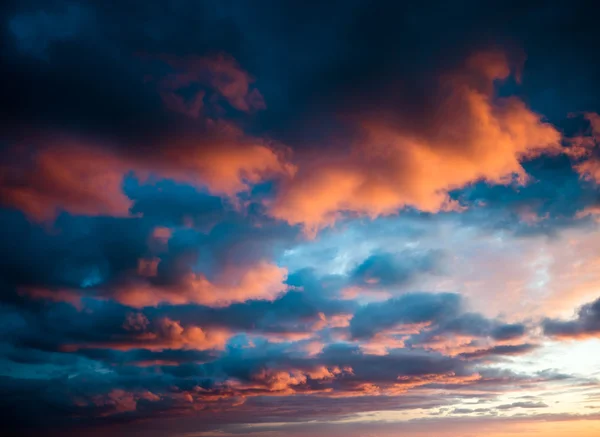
(543, 296), (600, 339)
(1, 0), (600, 436)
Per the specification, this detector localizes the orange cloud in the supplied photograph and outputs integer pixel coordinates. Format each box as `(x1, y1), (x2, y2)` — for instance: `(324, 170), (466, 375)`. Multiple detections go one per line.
(249, 369), (308, 393)
(90, 389), (160, 415)
(69, 317), (230, 352)
(569, 112), (600, 183)
(247, 366), (350, 394)
(420, 334), (481, 356)
(268, 51), (561, 234)
(0, 142), (132, 221)
(0, 49), (291, 221)
(359, 334), (407, 355)
(0, 125), (293, 220)
(115, 260), (288, 308)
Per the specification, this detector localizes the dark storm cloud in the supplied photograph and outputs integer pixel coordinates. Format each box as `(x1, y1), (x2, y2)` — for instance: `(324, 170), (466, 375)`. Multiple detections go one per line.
(0, 0), (250, 139)
(2, 0), (599, 142)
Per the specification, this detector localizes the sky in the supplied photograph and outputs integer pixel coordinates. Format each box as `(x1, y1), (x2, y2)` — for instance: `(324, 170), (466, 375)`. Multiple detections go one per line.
(2, 1), (600, 436)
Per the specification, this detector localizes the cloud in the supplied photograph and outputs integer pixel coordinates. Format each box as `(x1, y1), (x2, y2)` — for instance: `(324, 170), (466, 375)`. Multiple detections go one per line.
(451, 407), (492, 414)
(113, 260), (288, 308)
(459, 344), (538, 360)
(152, 53), (266, 115)
(490, 323), (527, 341)
(0, 182), (297, 309)
(3, 2), (600, 435)
(568, 112), (600, 184)
(349, 293), (528, 349)
(268, 51), (561, 233)
(349, 293), (461, 339)
(543, 296), (600, 339)
(66, 316), (231, 352)
(76, 347), (215, 367)
(8, 4), (89, 58)
(0, 140), (133, 220)
(496, 401), (548, 410)
(0, 126), (293, 221)
(349, 249), (443, 288)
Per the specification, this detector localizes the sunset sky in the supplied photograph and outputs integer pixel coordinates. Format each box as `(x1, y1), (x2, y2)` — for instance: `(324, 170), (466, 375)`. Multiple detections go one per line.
(2, 1), (600, 436)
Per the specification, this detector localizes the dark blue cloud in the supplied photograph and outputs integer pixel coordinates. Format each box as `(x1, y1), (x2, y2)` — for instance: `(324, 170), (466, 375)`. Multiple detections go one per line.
(350, 293), (461, 339)
(349, 292), (528, 345)
(350, 250), (443, 288)
(0, 210), (150, 297)
(543, 296), (600, 338)
(459, 344), (538, 360)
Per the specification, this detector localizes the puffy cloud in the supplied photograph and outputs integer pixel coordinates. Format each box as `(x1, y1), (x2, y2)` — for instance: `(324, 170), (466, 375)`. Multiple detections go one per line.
(0, 140), (133, 220)
(568, 112), (600, 184)
(347, 293), (532, 361)
(349, 249), (443, 288)
(90, 389), (161, 414)
(0, 49), (292, 223)
(350, 293), (460, 339)
(349, 292), (527, 344)
(543, 296), (600, 339)
(268, 51), (561, 233)
(113, 260), (288, 308)
(0, 183), (297, 309)
(95, 317), (231, 351)
(0, 127), (293, 221)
